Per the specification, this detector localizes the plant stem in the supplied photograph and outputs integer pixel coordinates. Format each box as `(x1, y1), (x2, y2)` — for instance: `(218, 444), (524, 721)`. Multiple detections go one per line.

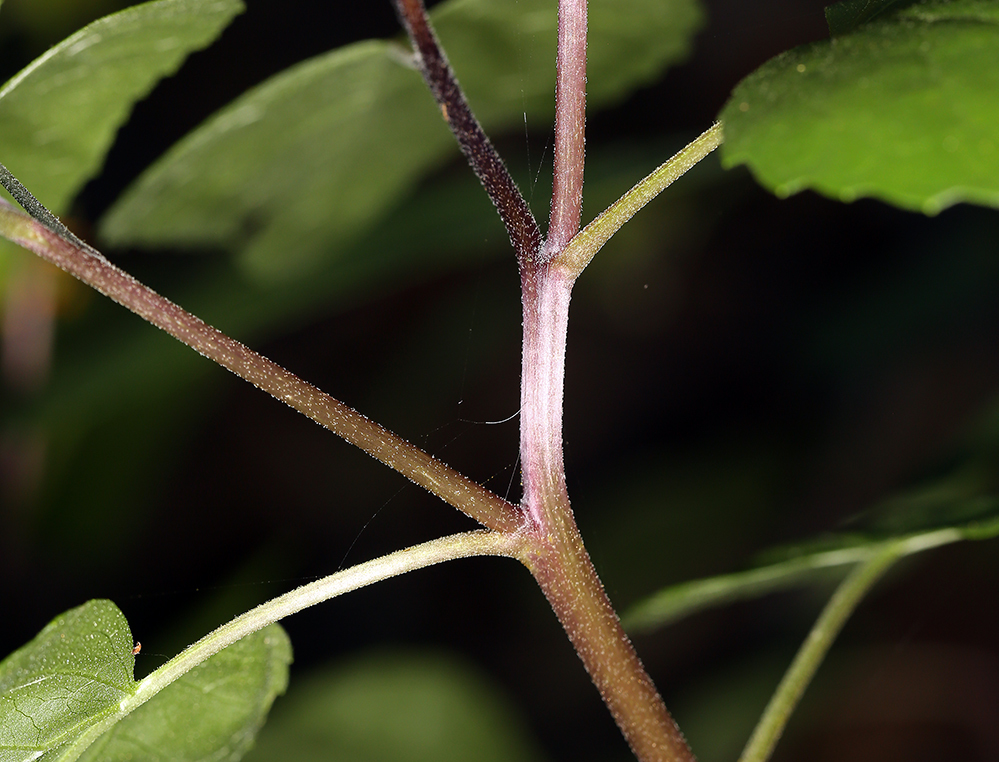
(738, 540), (906, 762)
(518, 261), (695, 762)
(53, 530), (526, 762)
(393, 0), (542, 261)
(0, 199), (523, 534)
(527, 519), (697, 762)
(545, 0), (587, 258)
(555, 122), (723, 279)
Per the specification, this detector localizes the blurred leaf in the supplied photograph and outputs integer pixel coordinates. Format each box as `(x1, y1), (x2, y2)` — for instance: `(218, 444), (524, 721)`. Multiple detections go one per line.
(623, 488), (999, 632)
(0, 0), (244, 215)
(243, 650), (548, 762)
(719, 0), (999, 214)
(76, 625), (291, 762)
(0, 600), (291, 762)
(100, 0), (703, 280)
(13, 136), (709, 553)
(0, 600), (135, 762)
(824, 0), (913, 36)
(0, 0), (244, 303)
(622, 539), (874, 633)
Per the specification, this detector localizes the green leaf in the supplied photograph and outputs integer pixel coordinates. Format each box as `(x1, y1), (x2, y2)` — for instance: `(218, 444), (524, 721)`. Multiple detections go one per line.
(623, 484), (999, 633)
(621, 538), (878, 633)
(0, 601), (135, 762)
(243, 650), (548, 762)
(824, 0), (913, 36)
(0, 0), (245, 216)
(0, 601), (291, 762)
(74, 625), (291, 762)
(100, 0), (703, 280)
(719, 0), (999, 214)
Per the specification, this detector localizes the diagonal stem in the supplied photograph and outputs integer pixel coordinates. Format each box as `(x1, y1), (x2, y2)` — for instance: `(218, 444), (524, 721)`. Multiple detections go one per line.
(738, 540), (906, 762)
(56, 530), (528, 762)
(0, 198), (523, 534)
(554, 122), (722, 280)
(393, 0), (542, 262)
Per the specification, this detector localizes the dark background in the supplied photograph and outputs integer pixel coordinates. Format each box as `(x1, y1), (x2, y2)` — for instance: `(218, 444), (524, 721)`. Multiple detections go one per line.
(2, 1), (998, 760)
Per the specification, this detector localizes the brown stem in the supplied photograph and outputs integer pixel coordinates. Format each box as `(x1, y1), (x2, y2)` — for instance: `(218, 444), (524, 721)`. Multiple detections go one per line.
(526, 521), (696, 762)
(545, 0), (587, 258)
(393, 0), (542, 262)
(0, 200), (523, 534)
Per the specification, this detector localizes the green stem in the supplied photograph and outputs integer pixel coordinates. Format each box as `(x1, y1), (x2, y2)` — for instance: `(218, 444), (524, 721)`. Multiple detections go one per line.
(53, 530), (527, 762)
(625, 527), (963, 632)
(738, 539), (906, 762)
(554, 121), (723, 280)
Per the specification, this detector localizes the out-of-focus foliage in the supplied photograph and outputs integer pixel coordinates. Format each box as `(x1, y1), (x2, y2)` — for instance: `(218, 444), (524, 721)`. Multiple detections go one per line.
(101, 0), (703, 279)
(244, 650), (548, 762)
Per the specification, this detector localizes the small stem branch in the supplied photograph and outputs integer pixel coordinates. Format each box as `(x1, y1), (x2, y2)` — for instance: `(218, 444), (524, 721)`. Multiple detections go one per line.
(0, 199), (523, 534)
(738, 540), (906, 762)
(57, 530), (527, 762)
(555, 122), (723, 280)
(393, 0), (542, 262)
(545, 0), (587, 258)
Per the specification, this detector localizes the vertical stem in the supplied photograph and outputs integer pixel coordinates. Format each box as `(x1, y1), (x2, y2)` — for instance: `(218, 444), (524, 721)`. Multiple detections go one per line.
(518, 263), (694, 762)
(546, 0), (588, 258)
(519, 263), (572, 530)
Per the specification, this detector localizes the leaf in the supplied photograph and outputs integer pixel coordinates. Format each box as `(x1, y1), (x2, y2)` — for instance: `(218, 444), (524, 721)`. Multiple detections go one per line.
(100, 0), (703, 280)
(0, 601), (291, 762)
(0, 601), (135, 762)
(0, 0), (245, 216)
(719, 0), (999, 214)
(243, 650), (548, 762)
(623, 484), (999, 633)
(74, 625), (291, 762)
(824, 0), (914, 36)
(621, 538), (876, 633)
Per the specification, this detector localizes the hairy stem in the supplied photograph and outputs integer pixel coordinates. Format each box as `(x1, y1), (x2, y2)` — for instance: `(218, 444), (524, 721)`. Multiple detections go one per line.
(739, 540), (906, 762)
(555, 122), (723, 279)
(527, 525), (696, 762)
(393, 0), (542, 261)
(55, 530), (527, 762)
(519, 264), (572, 530)
(0, 199), (522, 533)
(519, 261), (694, 762)
(545, 0), (587, 258)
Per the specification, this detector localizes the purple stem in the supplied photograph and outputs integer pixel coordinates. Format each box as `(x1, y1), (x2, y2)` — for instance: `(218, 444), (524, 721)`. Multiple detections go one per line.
(545, 0), (587, 259)
(393, 0), (542, 262)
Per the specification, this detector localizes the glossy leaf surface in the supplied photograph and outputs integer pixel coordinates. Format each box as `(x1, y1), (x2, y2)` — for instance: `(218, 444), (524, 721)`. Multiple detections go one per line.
(0, 601), (134, 762)
(76, 625), (291, 762)
(720, 0), (999, 214)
